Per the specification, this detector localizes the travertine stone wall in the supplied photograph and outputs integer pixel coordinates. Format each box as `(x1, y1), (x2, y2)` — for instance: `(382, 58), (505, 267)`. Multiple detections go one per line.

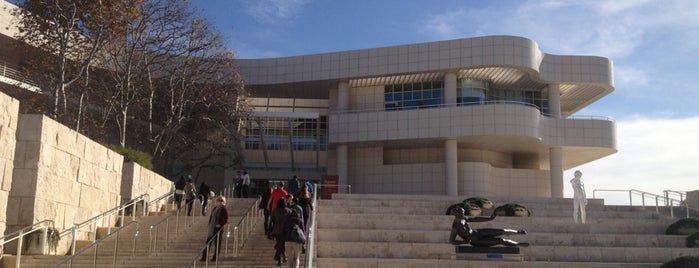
(8, 114), (123, 233)
(121, 162), (172, 206)
(0, 91), (19, 237)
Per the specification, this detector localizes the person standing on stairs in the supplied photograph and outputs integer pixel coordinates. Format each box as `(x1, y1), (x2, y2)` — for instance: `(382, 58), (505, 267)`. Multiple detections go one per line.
(241, 170), (251, 198)
(570, 170), (587, 224)
(184, 178), (197, 216)
(174, 176), (186, 211)
(198, 181), (211, 216)
(260, 183), (273, 238)
(271, 198), (291, 266)
(200, 196), (229, 262)
(283, 209), (306, 268)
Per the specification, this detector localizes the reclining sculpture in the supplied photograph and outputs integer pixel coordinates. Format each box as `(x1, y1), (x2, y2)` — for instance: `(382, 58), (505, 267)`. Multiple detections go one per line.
(449, 207), (529, 247)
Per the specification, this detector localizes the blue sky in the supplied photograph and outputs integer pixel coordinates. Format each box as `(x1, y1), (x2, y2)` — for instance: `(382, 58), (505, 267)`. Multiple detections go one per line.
(190, 0), (699, 204)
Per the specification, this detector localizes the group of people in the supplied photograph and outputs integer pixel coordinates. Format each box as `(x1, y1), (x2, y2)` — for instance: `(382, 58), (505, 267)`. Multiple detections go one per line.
(260, 175), (314, 267)
(173, 175), (213, 216)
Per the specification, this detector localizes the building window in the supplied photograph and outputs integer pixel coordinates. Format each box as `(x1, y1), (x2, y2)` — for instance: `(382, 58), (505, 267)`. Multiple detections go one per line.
(384, 81), (443, 110)
(244, 116), (328, 151)
(457, 79), (488, 105)
(489, 89), (549, 112)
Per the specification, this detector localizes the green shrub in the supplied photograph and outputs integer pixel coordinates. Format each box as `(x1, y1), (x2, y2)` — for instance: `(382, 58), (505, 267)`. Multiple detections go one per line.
(687, 232), (699, 248)
(463, 197), (494, 209)
(665, 218), (699, 235)
(446, 202), (482, 216)
(660, 255), (699, 268)
(494, 203), (531, 217)
(106, 144), (154, 170)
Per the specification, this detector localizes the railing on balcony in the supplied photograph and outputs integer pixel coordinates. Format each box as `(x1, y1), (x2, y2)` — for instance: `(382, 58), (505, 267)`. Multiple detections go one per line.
(0, 60), (40, 91)
(330, 100), (614, 122)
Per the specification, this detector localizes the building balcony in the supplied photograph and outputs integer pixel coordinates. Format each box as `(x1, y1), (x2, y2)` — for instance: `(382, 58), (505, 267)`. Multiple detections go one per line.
(329, 102), (616, 169)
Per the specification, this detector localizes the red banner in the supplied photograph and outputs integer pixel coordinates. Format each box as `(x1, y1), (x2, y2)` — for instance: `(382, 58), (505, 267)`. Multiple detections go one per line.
(321, 174), (339, 199)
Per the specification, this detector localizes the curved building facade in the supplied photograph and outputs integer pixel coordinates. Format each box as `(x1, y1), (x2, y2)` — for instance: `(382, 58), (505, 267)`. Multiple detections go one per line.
(235, 35), (616, 198)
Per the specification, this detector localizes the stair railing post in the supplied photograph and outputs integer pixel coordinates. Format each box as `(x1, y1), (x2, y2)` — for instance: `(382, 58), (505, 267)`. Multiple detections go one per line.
(234, 226), (239, 257)
(628, 190), (633, 207)
(655, 196), (659, 214)
(92, 243), (98, 267)
(15, 229), (22, 268)
(41, 226), (48, 255)
(113, 228), (119, 266)
(71, 225), (77, 256)
(133, 228), (138, 257)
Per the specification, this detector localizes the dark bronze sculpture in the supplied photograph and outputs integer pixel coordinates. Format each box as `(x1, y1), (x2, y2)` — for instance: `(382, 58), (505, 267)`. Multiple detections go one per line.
(449, 207), (529, 247)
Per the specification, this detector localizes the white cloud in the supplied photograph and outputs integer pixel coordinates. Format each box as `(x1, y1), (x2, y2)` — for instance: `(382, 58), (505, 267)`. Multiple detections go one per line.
(613, 65), (649, 89)
(244, 0), (309, 24)
(564, 116), (699, 204)
(419, 0), (699, 59)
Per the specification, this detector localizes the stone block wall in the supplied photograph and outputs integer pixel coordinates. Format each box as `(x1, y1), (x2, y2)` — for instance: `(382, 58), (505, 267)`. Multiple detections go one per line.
(0, 91), (19, 237)
(121, 161), (172, 209)
(8, 114), (123, 234)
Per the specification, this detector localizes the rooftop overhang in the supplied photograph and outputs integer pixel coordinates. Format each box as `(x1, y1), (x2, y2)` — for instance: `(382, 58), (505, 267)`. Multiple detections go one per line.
(238, 35), (614, 117)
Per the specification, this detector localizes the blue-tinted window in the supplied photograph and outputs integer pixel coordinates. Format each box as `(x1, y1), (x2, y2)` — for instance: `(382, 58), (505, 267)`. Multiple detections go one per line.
(244, 116), (328, 151)
(384, 80), (444, 110)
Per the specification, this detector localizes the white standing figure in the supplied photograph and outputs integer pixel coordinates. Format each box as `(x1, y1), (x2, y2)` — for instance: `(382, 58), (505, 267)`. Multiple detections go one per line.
(570, 170), (587, 224)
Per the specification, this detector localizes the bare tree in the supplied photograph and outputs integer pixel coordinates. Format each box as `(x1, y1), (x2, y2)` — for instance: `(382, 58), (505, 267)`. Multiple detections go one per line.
(11, 0), (107, 125)
(11, 0), (252, 178)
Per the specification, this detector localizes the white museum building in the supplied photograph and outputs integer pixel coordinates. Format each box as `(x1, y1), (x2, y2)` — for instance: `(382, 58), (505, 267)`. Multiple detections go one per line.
(235, 35), (616, 199)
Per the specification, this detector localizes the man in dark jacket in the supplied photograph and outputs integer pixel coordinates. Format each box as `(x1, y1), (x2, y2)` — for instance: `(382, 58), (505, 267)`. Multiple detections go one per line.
(174, 176), (186, 211)
(198, 181), (211, 216)
(287, 175), (300, 197)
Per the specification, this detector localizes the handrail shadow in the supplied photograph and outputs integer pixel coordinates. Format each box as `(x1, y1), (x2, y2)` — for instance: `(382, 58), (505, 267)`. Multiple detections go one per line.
(51, 221), (140, 268)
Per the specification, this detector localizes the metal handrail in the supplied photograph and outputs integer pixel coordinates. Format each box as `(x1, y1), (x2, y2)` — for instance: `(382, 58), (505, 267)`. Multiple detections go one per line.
(51, 221), (140, 268)
(329, 100), (614, 121)
(0, 220), (55, 268)
(304, 183), (318, 268)
(148, 198), (203, 254)
(0, 59), (38, 87)
(663, 190), (686, 204)
(314, 183), (352, 200)
(60, 193), (149, 255)
(186, 224), (226, 268)
(147, 190), (176, 213)
(228, 198), (260, 258)
(593, 189), (697, 218)
(185, 196), (260, 267)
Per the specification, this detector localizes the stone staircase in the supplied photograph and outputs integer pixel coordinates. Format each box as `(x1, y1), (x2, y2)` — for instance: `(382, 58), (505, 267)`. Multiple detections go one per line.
(17, 198), (259, 267)
(314, 194), (699, 268)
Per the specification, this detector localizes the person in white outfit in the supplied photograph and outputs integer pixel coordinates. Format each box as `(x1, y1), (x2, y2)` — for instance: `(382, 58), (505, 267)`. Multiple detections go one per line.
(570, 170), (587, 224)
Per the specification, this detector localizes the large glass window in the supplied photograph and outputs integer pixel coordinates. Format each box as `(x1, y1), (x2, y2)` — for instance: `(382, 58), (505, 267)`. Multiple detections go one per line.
(245, 116), (328, 151)
(457, 79), (488, 105)
(384, 81), (443, 110)
(489, 89), (549, 112)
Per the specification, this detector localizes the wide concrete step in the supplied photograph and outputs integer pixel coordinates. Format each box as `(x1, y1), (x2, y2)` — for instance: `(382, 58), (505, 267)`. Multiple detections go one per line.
(316, 241), (694, 263)
(328, 193), (688, 217)
(315, 257), (661, 268)
(317, 213), (675, 234)
(319, 204), (666, 219)
(317, 228), (686, 247)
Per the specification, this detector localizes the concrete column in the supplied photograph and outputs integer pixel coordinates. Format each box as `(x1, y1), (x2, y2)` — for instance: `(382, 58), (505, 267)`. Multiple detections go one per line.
(550, 147), (563, 198)
(337, 144), (348, 187)
(338, 81), (349, 112)
(444, 72), (457, 106)
(445, 138), (458, 196)
(548, 84), (561, 118)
